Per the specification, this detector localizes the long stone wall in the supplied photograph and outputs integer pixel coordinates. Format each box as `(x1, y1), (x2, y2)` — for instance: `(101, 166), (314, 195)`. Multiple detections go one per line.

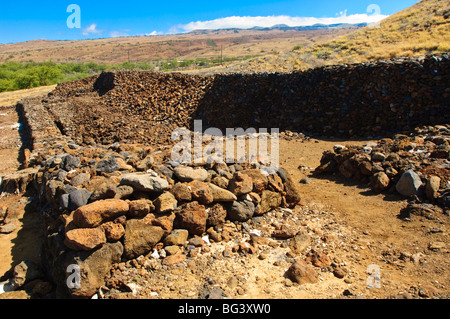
(197, 53), (449, 138)
(24, 52), (449, 150)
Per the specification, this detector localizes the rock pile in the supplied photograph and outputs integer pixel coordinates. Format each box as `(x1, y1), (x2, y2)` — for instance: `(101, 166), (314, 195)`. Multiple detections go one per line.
(43, 71), (211, 146)
(315, 124), (450, 213)
(24, 141), (301, 298)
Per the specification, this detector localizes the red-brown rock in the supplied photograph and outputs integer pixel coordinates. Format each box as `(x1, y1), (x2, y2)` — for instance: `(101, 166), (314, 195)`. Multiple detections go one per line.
(188, 180), (214, 205)
(101, 221), (125, 242)
(228, 172), (253, 196)
(286, 260), (319, 284)
(73, 199), (130, 228)
(175, 201), (207, 236)
(64, 228), (107, 251)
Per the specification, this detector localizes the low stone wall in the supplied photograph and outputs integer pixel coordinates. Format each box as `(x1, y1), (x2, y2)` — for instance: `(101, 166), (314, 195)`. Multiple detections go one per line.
(35, 146), (301, 298)
(5, 96), (302, 298)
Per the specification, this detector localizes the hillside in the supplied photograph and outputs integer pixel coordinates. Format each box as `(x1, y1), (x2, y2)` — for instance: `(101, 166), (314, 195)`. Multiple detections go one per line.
(222, 0), (450, 73)
(0, 27), (356, 67)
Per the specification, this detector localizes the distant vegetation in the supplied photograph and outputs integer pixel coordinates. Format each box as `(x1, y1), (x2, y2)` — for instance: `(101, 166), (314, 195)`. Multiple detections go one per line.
(0, 61), (108, 93)
(159, 55), (257, 71)
(0, 55), (257, 93)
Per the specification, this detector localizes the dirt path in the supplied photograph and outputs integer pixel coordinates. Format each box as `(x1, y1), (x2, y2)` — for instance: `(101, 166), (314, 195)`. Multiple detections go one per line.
(0, 86), (55, 276)
(280, 138), (408, 239)
(278, 138), (449, 298)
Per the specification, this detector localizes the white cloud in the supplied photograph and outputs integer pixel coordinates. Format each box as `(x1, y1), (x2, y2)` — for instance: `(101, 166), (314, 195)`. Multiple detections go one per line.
(146, 30), (163, 36)
(172, 12), (389, 33)
(134, 31), (164, 37)
(82, 24), (102, 36)
(110, 30), (130, 38)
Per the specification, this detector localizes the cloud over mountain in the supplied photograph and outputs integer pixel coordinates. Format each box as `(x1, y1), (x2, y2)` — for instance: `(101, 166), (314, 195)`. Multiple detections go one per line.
(171, 11), (389, 33)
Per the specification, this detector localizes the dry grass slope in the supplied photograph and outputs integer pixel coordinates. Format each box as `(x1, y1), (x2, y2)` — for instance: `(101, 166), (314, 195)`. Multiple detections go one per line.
(0, 28), (355, 68)
(227, 0), (450, 73)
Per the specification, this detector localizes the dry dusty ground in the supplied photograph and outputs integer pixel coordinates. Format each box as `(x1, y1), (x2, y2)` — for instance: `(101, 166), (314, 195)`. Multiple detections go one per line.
(0, 87), (448, 299)
(102, 138), (447, 300)
(0, 86), (55, 276)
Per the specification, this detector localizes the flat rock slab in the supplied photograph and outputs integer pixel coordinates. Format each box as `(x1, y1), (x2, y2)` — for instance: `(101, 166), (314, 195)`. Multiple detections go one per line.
(173, 166), (209, 182)
(120, 173), (169, 193)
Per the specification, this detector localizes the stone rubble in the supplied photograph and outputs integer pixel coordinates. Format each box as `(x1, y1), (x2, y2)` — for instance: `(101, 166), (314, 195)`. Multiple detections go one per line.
(2, 136), (303, 297)
(316, 125), (450, 215)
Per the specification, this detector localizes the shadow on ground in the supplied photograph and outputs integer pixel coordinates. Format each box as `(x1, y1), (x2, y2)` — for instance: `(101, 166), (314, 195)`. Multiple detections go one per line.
(308, 170), (406, 203)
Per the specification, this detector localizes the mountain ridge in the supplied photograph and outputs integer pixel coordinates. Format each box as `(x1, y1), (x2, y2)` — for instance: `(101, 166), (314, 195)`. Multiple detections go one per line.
(216, 0), (450, 73)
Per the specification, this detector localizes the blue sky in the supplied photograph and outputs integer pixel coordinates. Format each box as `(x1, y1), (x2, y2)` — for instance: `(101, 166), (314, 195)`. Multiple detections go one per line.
(0, 0), (418, 44)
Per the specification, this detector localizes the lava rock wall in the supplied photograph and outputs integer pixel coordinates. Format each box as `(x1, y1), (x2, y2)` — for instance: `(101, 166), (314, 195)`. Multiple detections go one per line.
(198, 53), (449, 138)
(36, 53), (450, 149)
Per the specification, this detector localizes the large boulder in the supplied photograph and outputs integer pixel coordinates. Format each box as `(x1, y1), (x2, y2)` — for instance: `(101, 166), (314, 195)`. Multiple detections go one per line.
(286, 260), (319, 284)
(206, 202), (227, 227)
(170, 182), (192, 201)
(54, 242), (123, 298)
(277, 168), (301, 207)
(370, 172), (390, 191)
(61, 155), (81, 171)
(396, 169), (422, 197)
(66, 189), (92, 211)
(207, 183), (237, 202)
(173, 166), (209, 182)
(188, 180), (214, 205)
(240, 169), (268, 193)
(175, 201), (207, 236)
(259, 190), (282, 215)
(8, 260), (44, 291)
(154, 192), (178, 214)
(123, 219), (165, 260)
(227, 199), (255, 222)
(95, 156), (120, 174)
(73, 199), (129, 228)
(426, 176), (441, 200)
(128, 199), (154, 218)
(164, 229), (189, 246)
(228, 172), (253, 196)
(64, 228), (107, 251)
